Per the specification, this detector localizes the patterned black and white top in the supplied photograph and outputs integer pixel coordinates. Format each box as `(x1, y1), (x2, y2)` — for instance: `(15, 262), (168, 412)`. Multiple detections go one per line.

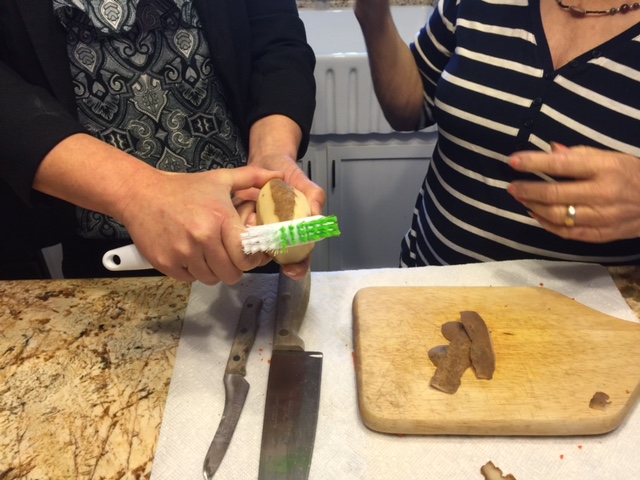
(400, 0), (640, 267)
(53, 0), (245, 239)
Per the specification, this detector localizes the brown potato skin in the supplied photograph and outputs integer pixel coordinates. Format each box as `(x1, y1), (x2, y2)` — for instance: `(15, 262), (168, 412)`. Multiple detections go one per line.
(256, 179), (315, 265)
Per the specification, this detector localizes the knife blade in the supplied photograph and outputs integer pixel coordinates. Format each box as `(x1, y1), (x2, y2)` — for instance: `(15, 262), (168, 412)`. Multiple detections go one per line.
(203, 295), (262, 480)
(258, 270), (323, 480)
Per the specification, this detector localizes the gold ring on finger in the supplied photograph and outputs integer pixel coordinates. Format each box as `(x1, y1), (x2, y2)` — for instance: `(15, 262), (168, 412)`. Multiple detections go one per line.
(564, 205), (576, 228)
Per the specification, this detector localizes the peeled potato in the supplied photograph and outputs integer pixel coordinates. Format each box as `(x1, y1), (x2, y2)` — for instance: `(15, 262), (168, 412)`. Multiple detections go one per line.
(256, 178), (315, 264)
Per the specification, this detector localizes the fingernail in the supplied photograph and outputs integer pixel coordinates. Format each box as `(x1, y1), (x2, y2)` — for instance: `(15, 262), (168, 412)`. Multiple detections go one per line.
(283, 266), (299, 278)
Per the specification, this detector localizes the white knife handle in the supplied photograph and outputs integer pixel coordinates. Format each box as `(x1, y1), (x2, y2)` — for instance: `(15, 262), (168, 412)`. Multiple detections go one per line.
(102, 244), (153, 271)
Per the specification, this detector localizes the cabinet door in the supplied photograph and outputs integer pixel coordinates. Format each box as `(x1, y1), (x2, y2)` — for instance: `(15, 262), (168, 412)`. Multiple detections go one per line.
(326, 141), (434, 270)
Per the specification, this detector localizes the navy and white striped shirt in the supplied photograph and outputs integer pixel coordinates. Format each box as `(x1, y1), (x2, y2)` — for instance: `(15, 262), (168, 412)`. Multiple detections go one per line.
(400, 0), (640, 267)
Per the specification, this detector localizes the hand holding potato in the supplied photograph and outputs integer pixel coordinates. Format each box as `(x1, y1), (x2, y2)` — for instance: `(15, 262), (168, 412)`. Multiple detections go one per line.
(256, 178), (317, 265)
(241, 115), (326, 279)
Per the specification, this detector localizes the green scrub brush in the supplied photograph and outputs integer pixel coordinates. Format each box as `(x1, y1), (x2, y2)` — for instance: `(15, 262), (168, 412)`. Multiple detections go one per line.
(240, 215), (341, 255)
(102, 215), (340, 271)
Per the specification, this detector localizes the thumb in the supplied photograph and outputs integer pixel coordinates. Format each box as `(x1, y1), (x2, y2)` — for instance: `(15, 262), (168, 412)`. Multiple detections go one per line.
(227, 166), (284, 194)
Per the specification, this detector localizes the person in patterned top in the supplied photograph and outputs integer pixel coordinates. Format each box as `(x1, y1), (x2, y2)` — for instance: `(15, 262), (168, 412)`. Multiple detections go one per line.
(0, 0), (321, 283)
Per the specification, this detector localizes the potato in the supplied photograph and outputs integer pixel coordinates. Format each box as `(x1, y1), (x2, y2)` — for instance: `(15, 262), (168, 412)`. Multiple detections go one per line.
(256, 179), (315, 264)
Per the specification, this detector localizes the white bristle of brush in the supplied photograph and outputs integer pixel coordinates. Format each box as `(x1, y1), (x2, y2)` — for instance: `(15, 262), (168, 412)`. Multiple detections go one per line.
(241, 215), (327, 255)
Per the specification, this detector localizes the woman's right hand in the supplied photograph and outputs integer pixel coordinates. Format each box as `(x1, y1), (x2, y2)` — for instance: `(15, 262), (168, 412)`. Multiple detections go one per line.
(33, 134), (285, 285)
(120, 165), (283, 285)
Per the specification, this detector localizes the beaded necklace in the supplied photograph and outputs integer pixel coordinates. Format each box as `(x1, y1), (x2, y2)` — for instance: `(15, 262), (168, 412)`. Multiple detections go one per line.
(555, 0), (640, 15)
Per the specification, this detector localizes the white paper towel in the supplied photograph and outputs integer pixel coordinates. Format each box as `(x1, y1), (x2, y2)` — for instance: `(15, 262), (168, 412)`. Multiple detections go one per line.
(151, 260), (640, 480)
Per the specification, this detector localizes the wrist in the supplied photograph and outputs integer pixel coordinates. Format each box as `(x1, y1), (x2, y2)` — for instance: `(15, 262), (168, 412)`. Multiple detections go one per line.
(355, 1), (393, 36)
(248, 115), (302, 165)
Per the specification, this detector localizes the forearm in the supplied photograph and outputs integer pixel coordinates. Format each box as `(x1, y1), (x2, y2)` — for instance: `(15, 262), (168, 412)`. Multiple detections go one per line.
(246, 0), (315, 158)
(248, 115), (302, 168)
(355, 1), (424, 131)
(248, 114), (325, 216)
(32, 133), (161, 222)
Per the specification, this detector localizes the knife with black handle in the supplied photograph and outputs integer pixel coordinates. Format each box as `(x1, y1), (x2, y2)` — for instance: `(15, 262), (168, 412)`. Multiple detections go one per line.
(258, 270), (323, 480)
(203, 295), (262, 480)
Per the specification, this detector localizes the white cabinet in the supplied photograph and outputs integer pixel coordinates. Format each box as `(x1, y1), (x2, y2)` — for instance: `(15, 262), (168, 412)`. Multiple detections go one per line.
(300, 131), (437, 271)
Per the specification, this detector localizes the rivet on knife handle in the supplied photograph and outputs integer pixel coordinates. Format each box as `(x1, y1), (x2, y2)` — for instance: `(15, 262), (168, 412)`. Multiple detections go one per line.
(226, 296), (262, 376)
(203, 295), (262, 480)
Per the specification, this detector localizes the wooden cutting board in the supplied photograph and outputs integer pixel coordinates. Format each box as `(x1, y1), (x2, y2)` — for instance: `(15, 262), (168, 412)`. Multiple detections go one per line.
(352, 286), (640, 436)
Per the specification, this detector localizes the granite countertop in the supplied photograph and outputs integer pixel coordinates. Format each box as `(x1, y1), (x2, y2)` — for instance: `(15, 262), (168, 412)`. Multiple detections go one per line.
(1, 267), (639, 479)
(0, 277), (189, 479)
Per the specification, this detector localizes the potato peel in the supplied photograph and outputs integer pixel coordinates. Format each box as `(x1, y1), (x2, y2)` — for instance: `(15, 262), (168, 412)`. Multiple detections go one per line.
(480, 461), (517, 480)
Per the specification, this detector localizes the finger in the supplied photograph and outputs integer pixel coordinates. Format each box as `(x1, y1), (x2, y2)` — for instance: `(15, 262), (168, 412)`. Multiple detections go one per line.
(185, 252), (222, 286)
(154, 241), (220, 285)
(302, 181), (326, 211)
(550, 142), (570, 153)
(243, 211), (257, 228)
(297, 183), (326, 216)
(509, 149), (595, 180)
(233, 186), (261, 203)
(189, 206), (247, 284)
(147, 257), (197, 283)
(204, 212), (248, 284)
(254, 254), (275, 269)
(526, 210), (629, 243)
(508, 179), (596, 206)
(161, 264), (198, 284)
(235, 200), (257, 225)
(281, 256), (312, 280)
(225, 165), (284, 195)
(527, 211), (598, 241)
(204, 240), (245, 284)
(219, 214), (271, 279)
(308, 190), (326, 216)
(521, 201), (589, 228)
(527, 205), (640, 243)
(283, 169), (327, 216)
(134, 243), (199, 283)
(519, 188), (627, 226)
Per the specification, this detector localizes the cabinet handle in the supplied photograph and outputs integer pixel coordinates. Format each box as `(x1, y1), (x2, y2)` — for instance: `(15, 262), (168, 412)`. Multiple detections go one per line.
(307, 160), (312, 181)
(331, 159), (336, 190)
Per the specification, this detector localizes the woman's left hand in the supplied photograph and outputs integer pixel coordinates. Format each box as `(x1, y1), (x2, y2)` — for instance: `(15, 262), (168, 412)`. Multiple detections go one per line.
(507, 144), (640, 242)
(236, 114), (327, 280)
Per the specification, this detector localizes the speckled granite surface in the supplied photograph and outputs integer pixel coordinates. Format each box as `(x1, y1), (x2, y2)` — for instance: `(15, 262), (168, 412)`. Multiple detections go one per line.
(1, 267), (639, 479)
(0, 277), (188, 479)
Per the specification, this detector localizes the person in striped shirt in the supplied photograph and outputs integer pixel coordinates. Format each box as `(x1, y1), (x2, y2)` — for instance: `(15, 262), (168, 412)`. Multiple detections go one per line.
(356, 0), (640, 266)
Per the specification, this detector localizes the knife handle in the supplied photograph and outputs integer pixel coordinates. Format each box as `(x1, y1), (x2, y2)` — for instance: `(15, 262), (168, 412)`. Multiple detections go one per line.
(226, 295), (262, 376)
(273, 269), (310, 352)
